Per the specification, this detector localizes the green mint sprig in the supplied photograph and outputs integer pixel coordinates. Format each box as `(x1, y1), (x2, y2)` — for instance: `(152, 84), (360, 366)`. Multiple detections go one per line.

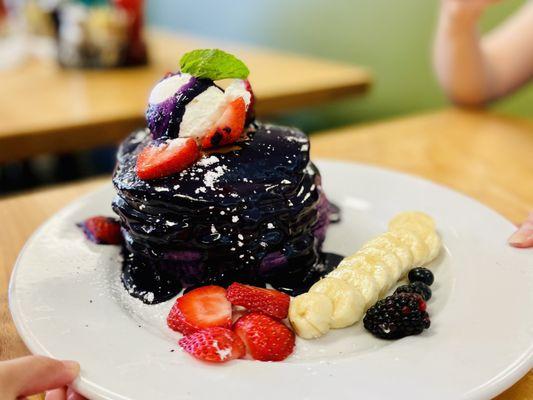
(179, 49), (250, 81)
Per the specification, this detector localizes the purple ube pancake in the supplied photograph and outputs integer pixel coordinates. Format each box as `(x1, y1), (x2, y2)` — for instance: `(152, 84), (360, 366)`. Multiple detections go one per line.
(112, 122), (335, 304)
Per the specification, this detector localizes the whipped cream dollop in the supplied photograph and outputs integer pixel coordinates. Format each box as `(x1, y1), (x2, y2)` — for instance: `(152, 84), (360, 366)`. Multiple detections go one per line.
(148, 73), (195, 104)
(146, 73), (253, 141)
(179, 80), (251, 140)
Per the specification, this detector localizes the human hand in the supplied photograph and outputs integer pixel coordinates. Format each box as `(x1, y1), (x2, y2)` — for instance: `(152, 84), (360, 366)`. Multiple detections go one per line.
(441, 0), (503, 22)
(0, 355), (85, 400)
(45, 386), (87, 400)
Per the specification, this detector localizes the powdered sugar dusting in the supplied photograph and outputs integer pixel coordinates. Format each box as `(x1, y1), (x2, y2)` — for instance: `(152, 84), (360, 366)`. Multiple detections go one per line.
(203, 165), (227, 190)
(285, 135), (308, 144)
(212, 340), (232, 361)
(197, 155), (220, 167)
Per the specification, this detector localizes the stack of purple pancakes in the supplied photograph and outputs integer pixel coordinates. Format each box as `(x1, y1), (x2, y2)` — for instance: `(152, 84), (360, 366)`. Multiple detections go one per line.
(112, 122), (334, 304)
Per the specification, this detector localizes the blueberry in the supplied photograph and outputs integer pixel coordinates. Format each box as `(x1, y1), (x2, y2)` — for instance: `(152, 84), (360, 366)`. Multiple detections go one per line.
(410, 281), (432, 301)
(394, 282), (432, 301)
(408, 267), (434, 286)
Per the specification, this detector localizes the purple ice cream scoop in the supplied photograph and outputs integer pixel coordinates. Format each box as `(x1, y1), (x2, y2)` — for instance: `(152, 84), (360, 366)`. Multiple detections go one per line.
(145, 73), (213, 140)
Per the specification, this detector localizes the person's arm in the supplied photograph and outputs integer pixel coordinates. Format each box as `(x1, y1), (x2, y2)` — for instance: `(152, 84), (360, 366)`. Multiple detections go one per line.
(434, 0), (533, 106)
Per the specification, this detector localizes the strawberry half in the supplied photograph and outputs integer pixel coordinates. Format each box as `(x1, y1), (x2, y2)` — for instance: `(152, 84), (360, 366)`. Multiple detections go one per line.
(226, 282), (290, 319)
(167, 285), (232, 335)
(201, 98), (246, 149)
(234, 312), (295, 362)
(243, 79), (255, 124)
(136, 137), (200, 180)
(78, 216), (122, 245)
(179, 327), (245, 363)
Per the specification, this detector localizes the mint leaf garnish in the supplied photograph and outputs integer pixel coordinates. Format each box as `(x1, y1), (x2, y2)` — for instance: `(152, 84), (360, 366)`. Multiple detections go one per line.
(179, 49), (249, 81)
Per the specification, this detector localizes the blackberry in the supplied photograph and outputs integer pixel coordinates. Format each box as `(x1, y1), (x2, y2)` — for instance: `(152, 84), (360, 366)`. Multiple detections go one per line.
(363, 293), (430, 340)
(408, 267), (434, 286)
(395, 281), (432, 301)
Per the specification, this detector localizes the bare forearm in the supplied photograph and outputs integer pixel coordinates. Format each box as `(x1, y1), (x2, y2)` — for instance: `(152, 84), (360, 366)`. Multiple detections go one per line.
(434, 3), (494, 106)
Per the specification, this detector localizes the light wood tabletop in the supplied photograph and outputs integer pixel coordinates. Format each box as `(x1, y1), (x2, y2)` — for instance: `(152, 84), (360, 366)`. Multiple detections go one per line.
(0, 29), (371, 164)
(0, 108), (531, 399)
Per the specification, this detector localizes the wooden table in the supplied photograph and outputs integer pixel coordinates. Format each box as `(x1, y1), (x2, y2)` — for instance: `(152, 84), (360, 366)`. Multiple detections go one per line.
(0, 30), (371, 164)
(0, 109), (531, 398)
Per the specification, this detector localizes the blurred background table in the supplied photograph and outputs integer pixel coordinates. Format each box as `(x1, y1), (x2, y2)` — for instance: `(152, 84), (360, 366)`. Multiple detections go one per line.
(0, 108), (531, 399)
(312, 108), (533, 223)
(0, 29), (371, 164)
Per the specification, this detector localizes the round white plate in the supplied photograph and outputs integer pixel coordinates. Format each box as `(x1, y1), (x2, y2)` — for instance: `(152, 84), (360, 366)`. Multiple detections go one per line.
(9, 160), (533, 400)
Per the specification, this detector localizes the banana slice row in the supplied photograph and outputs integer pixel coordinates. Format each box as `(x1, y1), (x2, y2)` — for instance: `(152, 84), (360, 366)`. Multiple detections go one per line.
(289, 211), (441, 339)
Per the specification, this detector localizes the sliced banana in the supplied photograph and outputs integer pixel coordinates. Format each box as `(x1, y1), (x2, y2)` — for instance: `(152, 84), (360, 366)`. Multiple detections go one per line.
(289, 292), (333, 339)
(394, 221), (432, 239)
(288, 211), (442, 340)
(310, 277), (365, 328)
(388, 228), (429, 268)
(364, 233), (414, 271)
(328, 267), (379, 309)
(388, 211), (441, 265)
(357, 247), (403, 283)
(389, 211), (436, 232)
(339, 255), (393, 296)
(425, 230), (442, 263)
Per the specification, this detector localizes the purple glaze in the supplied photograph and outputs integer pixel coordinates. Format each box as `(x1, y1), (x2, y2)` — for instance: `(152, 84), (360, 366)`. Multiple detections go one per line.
(164, 250), (203, 262)
(271, 252), (344, 296)
(113, 122), (342, 304)
(121, 250), (181, 304)
(312, 191), (331, 245)
(258, 251), (288, 277)
(145, 74), (213, 139)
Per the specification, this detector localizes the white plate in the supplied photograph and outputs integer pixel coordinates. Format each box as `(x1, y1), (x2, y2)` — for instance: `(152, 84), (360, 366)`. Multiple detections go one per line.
(9, 160), (533, 400)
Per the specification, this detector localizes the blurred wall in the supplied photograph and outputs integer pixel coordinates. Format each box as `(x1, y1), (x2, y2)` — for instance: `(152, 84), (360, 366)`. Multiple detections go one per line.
(147, 0), (532, 130)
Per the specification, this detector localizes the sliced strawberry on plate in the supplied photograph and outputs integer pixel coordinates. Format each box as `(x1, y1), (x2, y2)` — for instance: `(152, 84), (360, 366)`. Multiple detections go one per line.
(167, 285), (232, 335)
(136, 137), (200, 180)
(234, 312), (295, 362)
(179, 327), (245, 363)
(226, 282), (290, 319)
(201, 98), (246, 149)
(78, 216), (122, 245)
